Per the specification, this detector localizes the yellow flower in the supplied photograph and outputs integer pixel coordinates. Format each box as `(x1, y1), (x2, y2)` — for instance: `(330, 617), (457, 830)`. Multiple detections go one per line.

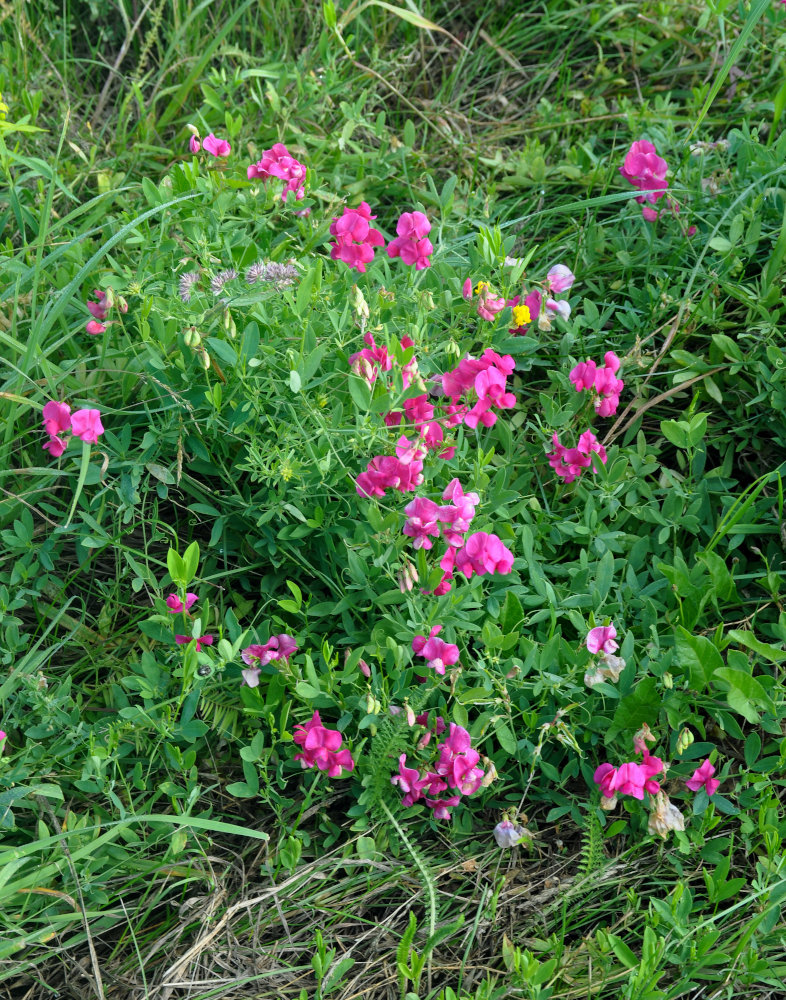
(512, 304), (531, 326)
(474, 281), (489, 295)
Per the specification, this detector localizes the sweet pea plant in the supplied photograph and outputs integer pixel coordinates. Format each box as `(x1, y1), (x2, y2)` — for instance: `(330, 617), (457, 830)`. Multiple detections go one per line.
(5, 103), (786, 984)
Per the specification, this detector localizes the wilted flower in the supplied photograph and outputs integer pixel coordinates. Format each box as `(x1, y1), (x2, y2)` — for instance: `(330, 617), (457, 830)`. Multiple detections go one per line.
(648, 792), (685, 839)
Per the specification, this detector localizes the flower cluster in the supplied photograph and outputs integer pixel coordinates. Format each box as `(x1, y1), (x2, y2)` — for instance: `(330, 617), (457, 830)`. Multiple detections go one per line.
(355, 436), (426, 499)
(350, 332), (417, 390)
(391, 723), (485, 821)
(386, 211), (433, 270)
(593, 727), (722, 839)
(294, 710), (354, 778)
(462, 279), (506, 321)
(570, 351), (624, 417)
(329, 202), (385, 273)
(247, 142), (306, 202)
(441, 349), (516, 430)
(412, 625), (460, 676)
(85, 287), (127, 335)
(240, 633), (298, 687)
(403, 479), (479, 551)
(546, 429), (607, 484)
(507, 263), (575, 333)
(42, 401), (104, 456)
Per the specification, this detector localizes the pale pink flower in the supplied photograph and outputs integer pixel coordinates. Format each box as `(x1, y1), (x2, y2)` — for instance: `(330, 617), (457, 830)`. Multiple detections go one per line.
(685, 758), (720, 796)
(493, 819), (527, 848)
(587, 624), (618, 655)
(202, 133), (231, 157)
(70, 409), (104, 444)
(546, 264), (575, 293)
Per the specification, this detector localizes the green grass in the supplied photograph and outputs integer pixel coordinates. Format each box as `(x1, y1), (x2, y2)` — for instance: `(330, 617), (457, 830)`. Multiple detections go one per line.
(2, 1), (786, 997)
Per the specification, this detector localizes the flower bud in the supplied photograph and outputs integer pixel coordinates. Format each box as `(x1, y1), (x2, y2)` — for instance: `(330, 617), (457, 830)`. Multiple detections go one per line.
(103, 287), (116, 310)
(676, 727), (694, 755)
(662, 671), (673, 689)
(351, 284), (369, 323)
(116, 295), (128, 313)
(186, 123), (200, 136)
(405, 705), (416, 727)
(223, 309), (236, 339)
(398, 561), (418, 593)
(199, 348), (211, 370)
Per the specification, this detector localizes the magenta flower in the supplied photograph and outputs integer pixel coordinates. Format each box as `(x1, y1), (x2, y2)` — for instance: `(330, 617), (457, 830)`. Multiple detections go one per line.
(587, 624), (618, 655)
(412, 625), (460, 676)
(329, 202), (385, 273)
(87, 289), (110, 321)
(547, 429), (607, 484)
(685, 759), (720, 796)
(455, 531), (514, 578)
(570, 359), (598, 393)
(189, 135), (201, 154)
(42, 401), (72, 438)
(293, 710), (354, 778)
(70, 409), (104, 444)
(175, 634), (214, 652)
(166, 593), (198, 614)
(391, 754), (429, 806)
(403, 497), (442, 550)
(85, 320), (107, 335)
(247, 143), (306, 201)
(202, 133), (231, 157)
(42, 435), (68, 457)
(424, 794), (461, 821)
(356, 436), (425, 498)
(387, 211), (433, 270)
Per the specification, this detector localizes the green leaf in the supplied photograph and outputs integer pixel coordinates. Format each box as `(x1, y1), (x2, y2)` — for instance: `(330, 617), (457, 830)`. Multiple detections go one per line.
(608, 933), (638, 970)
(494, 718), (516, 754)
(167, 548), (187, 586)
(348, 374), (372, 411)
(726, 629), (786, 663)
(182, 541), (200, 584)
(660, 419), (689, 450)
(674, 627), (723, 691)
(296, 261), (321, 316)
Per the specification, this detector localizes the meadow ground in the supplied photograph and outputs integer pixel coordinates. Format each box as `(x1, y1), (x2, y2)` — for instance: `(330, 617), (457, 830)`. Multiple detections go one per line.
(1, 2), (786, 998)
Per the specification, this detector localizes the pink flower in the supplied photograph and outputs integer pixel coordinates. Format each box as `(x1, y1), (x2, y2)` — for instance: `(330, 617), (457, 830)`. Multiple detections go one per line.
(293, 710), (354, 778)
(202, 133), (231, 157)
(570, 359), (598, 393)
(189, 135), (201, 153)
(587, 624), (618, 655)
(166, 593), (198, 614)
(349, 332), (393, 386)
(85, 320), (107, 335)
(42, 401), (72, 438)
(403, 497), (441, 549)
(329, 202), (385, 273)
(241, 634), (298, 667)
(547, 264), (575, 294)
(356, 436), (425, 498)
(455, 531), (514, 578)
(463, 367), (516, 430)
(87, 289), (110, 321)
(494, 819), (527, 848)
(685, 758), (720, 796)
(412, 625), (460, 676)
(391, 754), (429, 806)
(247, 143), (306, 201)
(387, 211), (433, 269)
(175, 634), (214, 652)
(424, 794), (461, 821)
(70, 409), (104, 444)
(547, 430), (607, 483)
(42, 435), (68, 457)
